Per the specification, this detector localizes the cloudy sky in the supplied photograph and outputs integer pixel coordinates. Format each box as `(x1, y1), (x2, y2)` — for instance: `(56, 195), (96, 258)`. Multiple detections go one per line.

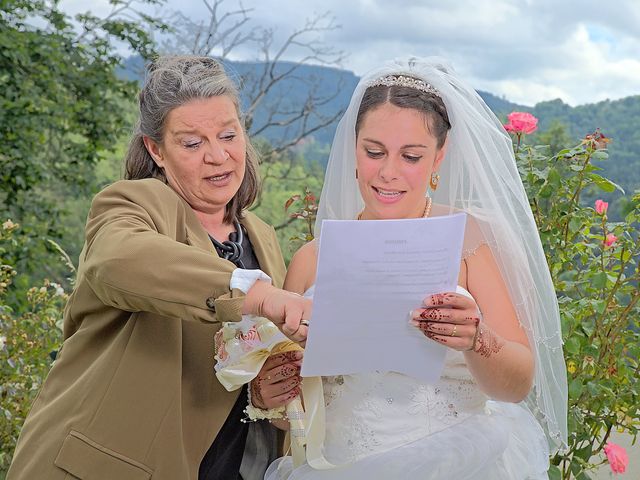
(63, 0), (640, 106)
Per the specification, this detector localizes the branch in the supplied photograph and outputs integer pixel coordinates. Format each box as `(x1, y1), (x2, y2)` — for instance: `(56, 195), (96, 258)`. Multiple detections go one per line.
(161, 2), (345, 161)
(273, 216), (297, 231)
(161, 0), (254, 56)
(268, 108), (344, 157)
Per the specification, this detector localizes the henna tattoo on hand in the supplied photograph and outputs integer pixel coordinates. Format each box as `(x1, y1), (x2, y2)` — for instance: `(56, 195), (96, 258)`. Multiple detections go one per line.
(429, 294), (447, 306)
(280, 351), (299, 362)
(473, 324), (504, 358)
(423, 330), (448, 344)
(282, 377), (301, 392)
(420, 308), (447, 320)
(469, 317), (481, 351)
(280, 364), (297, 379)
(286, 388), (300, 401)
(424, 323), (447, 334)
(250, 377), (265, 408)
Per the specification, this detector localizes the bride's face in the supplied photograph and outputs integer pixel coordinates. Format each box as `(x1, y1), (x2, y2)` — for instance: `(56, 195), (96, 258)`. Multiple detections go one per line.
(356, 102), (447, 220)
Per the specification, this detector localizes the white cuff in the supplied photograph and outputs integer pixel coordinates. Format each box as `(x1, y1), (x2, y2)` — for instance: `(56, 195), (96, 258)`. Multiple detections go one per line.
(230, 269), (272, 294)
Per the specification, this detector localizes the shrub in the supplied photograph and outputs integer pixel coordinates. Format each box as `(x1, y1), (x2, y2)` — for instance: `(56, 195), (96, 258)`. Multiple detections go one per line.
(0, 221), (66, 472)
(512, 125), (639, 479)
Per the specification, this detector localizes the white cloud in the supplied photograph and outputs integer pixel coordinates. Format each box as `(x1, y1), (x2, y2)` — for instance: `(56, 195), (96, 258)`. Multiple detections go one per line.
(57, 0), (640, 106)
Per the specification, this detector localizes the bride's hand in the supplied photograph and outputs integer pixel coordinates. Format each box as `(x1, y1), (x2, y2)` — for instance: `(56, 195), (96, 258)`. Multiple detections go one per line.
(411, 292), (481, 351)
(250, 352), (303, 410)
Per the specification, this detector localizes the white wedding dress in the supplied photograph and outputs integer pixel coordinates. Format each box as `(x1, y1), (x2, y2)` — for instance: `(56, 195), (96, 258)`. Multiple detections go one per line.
(265, 286), (550, 480)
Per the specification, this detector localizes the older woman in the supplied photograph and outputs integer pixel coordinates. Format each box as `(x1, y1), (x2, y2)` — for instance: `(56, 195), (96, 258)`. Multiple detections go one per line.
(7, 56), (310, 480)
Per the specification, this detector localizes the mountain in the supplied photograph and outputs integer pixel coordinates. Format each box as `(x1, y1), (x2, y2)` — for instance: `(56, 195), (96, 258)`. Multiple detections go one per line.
(532, 97), (640, 197)
(118, 56), (522, 145)
(119, 57), (640, 198)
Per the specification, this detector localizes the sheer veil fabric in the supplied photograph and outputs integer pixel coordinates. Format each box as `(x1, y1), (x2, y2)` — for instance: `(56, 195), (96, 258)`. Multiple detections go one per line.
(315, 57), (567, 453)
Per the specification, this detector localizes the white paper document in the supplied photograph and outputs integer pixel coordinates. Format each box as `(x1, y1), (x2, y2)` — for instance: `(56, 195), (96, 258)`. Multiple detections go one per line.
(301, 213), (466, 384)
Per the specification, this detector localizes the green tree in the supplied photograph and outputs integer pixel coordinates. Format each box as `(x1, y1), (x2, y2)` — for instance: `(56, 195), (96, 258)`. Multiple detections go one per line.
(251, 142), (324, 263)
(0, 0), (166, 291)
(533, 119), (574, 155)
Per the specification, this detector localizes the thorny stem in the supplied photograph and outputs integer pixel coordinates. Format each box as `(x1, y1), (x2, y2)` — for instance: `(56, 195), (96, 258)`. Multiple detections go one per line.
(562, 151), (593, 246)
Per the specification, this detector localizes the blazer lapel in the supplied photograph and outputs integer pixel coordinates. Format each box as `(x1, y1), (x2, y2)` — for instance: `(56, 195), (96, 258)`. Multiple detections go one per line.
(241, 213), (277, 277)
(182, 205), (283, 286)
(183, 207), (216, 254)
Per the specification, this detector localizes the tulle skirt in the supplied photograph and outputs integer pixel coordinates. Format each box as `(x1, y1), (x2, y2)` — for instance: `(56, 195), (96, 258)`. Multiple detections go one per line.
(265, 402), (549, 480)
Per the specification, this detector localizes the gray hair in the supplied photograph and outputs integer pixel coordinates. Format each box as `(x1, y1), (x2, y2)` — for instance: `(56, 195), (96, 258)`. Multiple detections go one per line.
(125, 55), (260, 223)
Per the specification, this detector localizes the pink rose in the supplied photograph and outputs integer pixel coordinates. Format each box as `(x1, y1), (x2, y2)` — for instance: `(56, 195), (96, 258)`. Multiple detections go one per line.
(605, 233), (618, 247)
(239, 326), (260, 343)
(604, 442), (628, 474)
(594, 199), (608, 215)
(504, 112), (538, 135)
(214, 330), (228, 362)
(239, 326), (262, 352)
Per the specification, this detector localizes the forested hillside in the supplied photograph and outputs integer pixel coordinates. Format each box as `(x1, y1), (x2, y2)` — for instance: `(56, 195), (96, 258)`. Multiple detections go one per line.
(121, 57), (640, 197)
(532, 97), (640, 196)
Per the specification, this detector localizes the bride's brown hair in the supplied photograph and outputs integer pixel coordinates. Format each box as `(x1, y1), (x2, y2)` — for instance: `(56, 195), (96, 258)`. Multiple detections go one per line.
(355, 81), (451, 148)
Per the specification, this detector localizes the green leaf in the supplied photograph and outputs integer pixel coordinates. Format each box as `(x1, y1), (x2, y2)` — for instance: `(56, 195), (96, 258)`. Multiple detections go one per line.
(568, 216), (583, 232)
(577, 470), (593, 480)
(547, 464), (562, 480)
(591, 272), (607, 289)
(580, 322), (595, 337)
(575, 443), (593, 462)
(591, 150), (609, 161)
(565, 336), (582, 355)
(569, 378), (583, 398)
(587, 173), (625, 194)
(547, 167), (562, 188)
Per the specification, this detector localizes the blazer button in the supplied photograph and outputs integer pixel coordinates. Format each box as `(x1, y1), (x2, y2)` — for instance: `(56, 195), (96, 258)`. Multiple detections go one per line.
(205, 297), (216, 311)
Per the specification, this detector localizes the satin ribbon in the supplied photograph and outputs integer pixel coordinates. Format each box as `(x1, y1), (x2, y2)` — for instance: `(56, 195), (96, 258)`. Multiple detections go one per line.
(301, 377), (338, 469)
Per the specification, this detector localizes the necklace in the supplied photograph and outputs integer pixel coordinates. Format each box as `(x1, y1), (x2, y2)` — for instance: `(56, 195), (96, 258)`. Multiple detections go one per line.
(210, 220), (246, 268)
(357, 196), (433, 220)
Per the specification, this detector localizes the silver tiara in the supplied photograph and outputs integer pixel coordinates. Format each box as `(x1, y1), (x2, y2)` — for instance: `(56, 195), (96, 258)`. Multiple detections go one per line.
(367, 75), (441, 98)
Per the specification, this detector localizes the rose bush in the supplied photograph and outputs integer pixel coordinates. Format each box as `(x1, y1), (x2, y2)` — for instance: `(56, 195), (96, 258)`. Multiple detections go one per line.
(510, 118), (639, 479)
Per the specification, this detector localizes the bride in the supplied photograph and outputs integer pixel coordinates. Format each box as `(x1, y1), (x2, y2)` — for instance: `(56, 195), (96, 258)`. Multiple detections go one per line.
(266, 57), (567, 479)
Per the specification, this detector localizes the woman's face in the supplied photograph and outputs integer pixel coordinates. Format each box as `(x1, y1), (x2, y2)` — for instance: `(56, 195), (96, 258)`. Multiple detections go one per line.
(356, 102), (447, 220)
(144, 96), (247, 218)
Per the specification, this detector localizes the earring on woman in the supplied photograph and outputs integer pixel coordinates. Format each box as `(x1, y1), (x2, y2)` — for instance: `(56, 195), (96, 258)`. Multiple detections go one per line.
(355, 169), (359, 179)
(430, 172), (440, 190)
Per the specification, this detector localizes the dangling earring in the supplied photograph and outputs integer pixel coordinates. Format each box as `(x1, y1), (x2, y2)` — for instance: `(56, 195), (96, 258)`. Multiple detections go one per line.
(430, 172), (440, 190)
(355, 169), (359, 179)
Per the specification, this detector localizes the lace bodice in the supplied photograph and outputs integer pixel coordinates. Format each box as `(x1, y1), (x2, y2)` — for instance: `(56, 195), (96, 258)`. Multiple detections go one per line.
(320, 349), (487, 464)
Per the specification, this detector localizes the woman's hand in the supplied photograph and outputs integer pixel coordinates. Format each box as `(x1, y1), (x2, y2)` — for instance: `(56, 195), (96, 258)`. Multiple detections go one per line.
(249, 351), (303, 410)
(411, 292), (481, 352)
(244, 281), (311, 345)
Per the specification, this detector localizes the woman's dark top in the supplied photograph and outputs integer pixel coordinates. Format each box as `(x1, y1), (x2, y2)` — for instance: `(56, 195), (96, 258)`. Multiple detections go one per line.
(199, 225), (279, 480)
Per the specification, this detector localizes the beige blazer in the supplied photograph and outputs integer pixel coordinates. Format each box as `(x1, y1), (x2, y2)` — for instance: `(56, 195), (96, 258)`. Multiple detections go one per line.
(7, 179), (286, 480)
